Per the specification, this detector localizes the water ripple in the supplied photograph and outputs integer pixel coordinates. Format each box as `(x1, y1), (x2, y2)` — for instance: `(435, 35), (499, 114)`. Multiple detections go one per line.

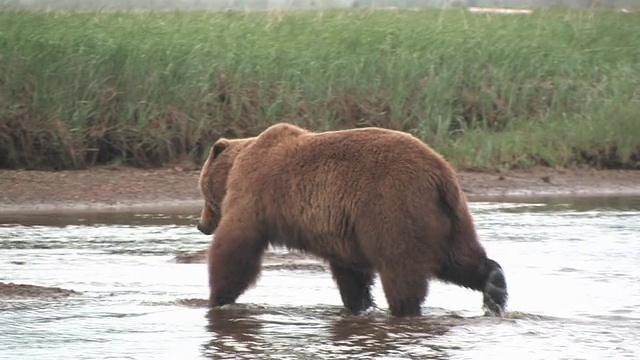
(0, 199), (639, 360)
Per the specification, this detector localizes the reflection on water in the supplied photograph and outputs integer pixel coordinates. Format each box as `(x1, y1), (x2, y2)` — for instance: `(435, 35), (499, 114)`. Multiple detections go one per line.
(0, 197), (639, 360)
(202, 306), (464, 359)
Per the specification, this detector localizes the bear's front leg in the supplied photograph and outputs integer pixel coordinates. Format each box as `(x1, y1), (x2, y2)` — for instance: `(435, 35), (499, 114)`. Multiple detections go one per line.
(207, 219), (267, 307)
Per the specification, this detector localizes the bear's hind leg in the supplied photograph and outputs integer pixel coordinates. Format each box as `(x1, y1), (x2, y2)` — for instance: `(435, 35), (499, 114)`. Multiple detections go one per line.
(436, 256), (508, 316)
(329, 262), (374, 314)
(378, 267), (428, 317)
(208, 219), (267, 307)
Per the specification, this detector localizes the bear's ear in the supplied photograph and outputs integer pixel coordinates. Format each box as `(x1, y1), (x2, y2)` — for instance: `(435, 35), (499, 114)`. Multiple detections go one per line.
(212, 139), (229, 159)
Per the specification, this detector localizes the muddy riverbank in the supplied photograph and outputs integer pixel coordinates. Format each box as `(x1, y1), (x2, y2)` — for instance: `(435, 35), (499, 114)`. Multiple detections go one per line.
(1, 166), (639, 216)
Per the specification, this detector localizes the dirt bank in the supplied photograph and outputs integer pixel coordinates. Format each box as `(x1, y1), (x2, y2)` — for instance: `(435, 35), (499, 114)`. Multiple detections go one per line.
(0, 282), (81, 300)
(1, 166), (639, 216)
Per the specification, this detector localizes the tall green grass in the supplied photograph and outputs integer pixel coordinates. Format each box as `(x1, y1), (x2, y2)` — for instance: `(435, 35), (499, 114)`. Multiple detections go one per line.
(0, 8), (638, 170)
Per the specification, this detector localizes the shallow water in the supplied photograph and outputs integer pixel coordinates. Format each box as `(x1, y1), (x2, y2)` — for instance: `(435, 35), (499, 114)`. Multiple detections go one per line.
(1, 197), (639, 360)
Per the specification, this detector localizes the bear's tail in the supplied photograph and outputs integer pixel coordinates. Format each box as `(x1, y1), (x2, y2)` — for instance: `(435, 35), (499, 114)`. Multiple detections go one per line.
(438, 175), (475, 237)
(436, 172), (508, 312)
(438, 172), (485, 258)
(434, 172), (491, 292)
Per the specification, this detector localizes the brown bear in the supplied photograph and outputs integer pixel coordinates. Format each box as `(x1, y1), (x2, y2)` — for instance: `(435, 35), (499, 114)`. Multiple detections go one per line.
(197, 123), (508, 317)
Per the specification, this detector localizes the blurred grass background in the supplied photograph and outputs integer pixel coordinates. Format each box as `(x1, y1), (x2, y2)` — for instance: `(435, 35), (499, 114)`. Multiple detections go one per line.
(0, 8), (638, 170)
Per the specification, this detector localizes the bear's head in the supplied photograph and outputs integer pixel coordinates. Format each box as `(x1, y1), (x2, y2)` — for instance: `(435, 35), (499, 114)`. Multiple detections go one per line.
(197, 137), (255, 235)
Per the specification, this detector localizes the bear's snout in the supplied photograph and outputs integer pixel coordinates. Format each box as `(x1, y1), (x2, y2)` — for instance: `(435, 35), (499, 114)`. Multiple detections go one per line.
(197, 221), (214, 235)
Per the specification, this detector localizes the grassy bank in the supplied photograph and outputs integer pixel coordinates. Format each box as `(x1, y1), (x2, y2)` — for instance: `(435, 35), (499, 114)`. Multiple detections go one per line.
(0, 8), (638, 170)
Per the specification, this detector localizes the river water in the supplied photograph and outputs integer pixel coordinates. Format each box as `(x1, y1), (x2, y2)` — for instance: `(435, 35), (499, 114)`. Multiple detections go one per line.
(0, 197), (638, 360)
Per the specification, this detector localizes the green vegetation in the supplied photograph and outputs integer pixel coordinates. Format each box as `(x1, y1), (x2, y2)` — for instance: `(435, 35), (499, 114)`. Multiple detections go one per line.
(0, 8), (638, 170)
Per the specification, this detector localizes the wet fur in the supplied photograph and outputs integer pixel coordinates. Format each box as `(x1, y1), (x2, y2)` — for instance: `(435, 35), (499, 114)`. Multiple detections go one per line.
(198, 123), (508, 317)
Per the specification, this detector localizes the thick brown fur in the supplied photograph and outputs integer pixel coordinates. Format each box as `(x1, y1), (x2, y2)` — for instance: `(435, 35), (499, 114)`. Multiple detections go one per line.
(197, 123), (508, 317)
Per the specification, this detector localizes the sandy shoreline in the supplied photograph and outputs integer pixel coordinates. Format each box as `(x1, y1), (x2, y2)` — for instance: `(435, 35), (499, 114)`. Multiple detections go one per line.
(1, 166), (639, 216)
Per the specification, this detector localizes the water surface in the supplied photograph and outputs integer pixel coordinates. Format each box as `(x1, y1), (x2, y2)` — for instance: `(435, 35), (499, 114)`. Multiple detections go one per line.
(1, 197), (639, 360)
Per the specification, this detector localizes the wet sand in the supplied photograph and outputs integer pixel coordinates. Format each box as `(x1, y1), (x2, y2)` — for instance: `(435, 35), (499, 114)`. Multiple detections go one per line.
(1, 166), (639, 216)
(0, 282), (81, 300)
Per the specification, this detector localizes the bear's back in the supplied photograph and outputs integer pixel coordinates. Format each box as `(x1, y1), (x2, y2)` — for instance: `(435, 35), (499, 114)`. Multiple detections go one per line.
(298, 126), (453, 180)
(229, 123), (458, 201)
